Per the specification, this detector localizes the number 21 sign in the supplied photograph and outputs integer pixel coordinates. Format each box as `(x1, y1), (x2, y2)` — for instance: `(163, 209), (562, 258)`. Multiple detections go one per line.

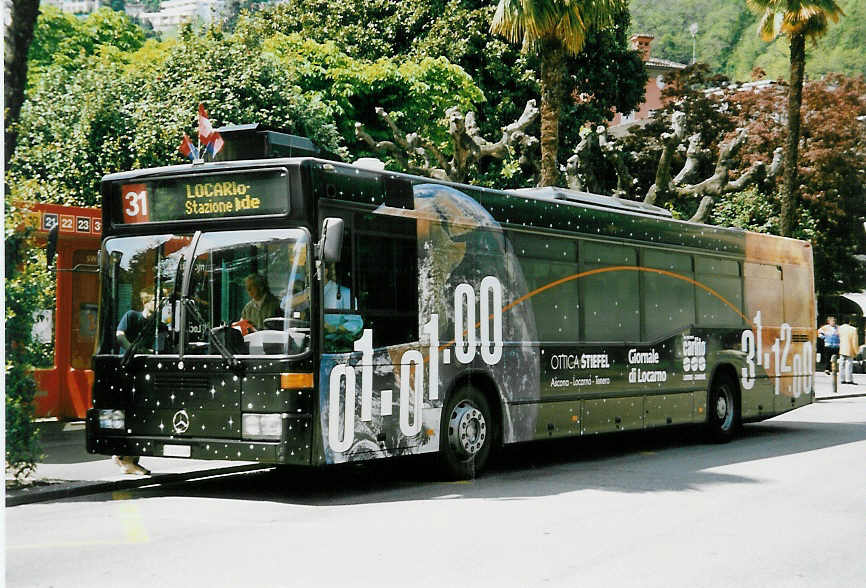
(121, 183), (150, 223)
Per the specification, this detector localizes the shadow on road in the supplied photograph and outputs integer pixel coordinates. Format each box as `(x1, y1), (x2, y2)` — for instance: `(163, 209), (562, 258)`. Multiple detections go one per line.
(72, 411), (866, 507)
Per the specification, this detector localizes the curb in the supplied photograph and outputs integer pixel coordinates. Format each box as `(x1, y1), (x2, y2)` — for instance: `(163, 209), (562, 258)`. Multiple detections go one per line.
(6, 463), (269, 507)
(815, 392), (866, 401)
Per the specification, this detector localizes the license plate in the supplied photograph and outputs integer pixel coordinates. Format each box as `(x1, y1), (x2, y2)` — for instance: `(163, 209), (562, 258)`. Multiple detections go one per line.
(163, 444), (191, 458)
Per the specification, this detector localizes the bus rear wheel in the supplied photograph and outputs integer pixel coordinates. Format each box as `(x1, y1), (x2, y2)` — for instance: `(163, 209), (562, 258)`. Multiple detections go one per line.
(439, 385), (494, 480)
(707, 373), (739, 443)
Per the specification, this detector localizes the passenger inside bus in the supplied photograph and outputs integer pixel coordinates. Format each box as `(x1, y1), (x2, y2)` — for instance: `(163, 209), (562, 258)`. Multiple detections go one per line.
(322, 262), (363, 352)
(280, 275), (310, 319)
(116, 291), (156, 350)
(233, 273), (281, 334)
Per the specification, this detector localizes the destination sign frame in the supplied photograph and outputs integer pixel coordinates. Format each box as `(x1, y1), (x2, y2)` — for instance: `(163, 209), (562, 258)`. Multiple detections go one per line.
(112, 168), (290, 226)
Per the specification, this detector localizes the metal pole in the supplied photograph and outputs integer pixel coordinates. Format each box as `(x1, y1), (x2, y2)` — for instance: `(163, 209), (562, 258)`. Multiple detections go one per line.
(689, 23), (699, 65)
(832, 353), (838, 394)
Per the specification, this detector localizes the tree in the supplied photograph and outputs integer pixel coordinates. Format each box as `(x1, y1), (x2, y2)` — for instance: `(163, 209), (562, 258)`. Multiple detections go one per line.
(355, 100), (539, 182)
(490, 0), (625, 186)
(746, 0), (843, 236)
(4, 0), (40, 167)
(728, 74), (866, 294)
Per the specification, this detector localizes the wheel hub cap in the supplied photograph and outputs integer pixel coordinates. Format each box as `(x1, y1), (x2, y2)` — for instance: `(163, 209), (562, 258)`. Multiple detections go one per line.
(715, 396), (728, 420)
(448, 401), (487, 459)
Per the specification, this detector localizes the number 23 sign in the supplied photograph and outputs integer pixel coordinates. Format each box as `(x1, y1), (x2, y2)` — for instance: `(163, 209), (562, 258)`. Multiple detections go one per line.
(121, 183), (150, 223)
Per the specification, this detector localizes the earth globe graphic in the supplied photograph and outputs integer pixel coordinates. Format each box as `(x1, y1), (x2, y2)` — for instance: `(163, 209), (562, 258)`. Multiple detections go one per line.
(413, 183), (540, 442)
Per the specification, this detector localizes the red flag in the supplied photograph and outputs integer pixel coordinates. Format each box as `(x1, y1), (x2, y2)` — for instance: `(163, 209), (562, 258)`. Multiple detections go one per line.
(179, 134), (199, 160)
(198, 103), (213, 143)
(204, 131), (224, 157)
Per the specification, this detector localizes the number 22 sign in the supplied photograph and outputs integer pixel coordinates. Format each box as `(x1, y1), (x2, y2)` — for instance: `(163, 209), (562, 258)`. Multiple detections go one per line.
(121, 183), (150, 223)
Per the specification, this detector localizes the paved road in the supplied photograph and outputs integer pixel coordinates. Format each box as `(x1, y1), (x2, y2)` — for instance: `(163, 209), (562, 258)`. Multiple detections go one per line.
(7, 397), (866, 588)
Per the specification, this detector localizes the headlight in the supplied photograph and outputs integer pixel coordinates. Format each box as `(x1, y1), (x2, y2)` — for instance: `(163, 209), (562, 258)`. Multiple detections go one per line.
(98, 409), (125, 430)
(242, 413), (284, 441)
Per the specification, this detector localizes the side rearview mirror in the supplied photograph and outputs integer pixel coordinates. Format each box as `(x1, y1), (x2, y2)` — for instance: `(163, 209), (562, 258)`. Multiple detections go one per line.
(318, 217), (344, 263)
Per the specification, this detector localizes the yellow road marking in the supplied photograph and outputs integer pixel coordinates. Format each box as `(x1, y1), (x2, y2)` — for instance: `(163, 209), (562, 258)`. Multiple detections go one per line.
(113, 490), (150, 544)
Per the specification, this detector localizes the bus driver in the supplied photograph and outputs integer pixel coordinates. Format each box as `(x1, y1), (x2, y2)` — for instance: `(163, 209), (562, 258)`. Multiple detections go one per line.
(233, 273), (281, 334)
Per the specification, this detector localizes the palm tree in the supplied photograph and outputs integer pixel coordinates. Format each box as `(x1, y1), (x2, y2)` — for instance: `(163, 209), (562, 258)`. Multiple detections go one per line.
(747, 0), (843, 237)
(491, 0), (624, 187)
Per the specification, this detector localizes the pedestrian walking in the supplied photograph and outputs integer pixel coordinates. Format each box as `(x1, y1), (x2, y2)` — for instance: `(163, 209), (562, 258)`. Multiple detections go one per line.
(838, 316), (859, 385)
(818, 316), (840, 374)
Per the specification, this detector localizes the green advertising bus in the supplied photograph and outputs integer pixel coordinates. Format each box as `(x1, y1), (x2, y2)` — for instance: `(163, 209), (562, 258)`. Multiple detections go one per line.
(87, 129), (816, 478)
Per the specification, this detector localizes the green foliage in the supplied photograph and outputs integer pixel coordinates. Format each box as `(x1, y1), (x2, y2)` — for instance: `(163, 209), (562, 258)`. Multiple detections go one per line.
(258, 29), (483, 148)
(710, 185), (778, 233)
(27, 7), (146, 83)
(4, 202), (54, 479)
(10, 56), (138, 205)
(630, 0), (864, 79)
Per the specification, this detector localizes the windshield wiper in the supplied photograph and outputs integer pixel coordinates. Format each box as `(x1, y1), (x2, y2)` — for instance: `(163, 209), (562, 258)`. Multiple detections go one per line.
(183, 299), (241, 371)
(120, 311), (160, 369)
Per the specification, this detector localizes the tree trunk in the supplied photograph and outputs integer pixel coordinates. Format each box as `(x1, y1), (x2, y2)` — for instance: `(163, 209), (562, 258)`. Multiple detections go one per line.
(538, 40), (566, 187)
(781, 32), (805, 238)
(4, 0), (41, 168)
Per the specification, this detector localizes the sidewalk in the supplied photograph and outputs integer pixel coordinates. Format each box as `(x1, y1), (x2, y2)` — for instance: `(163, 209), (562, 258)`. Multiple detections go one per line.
(813, 370), (866, 400)
(5, 421), (267, 506)
(7, 372), (864, 506)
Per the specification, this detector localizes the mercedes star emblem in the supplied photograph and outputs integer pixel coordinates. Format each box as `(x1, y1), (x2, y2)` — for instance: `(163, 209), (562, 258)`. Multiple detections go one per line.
(172, 409), (190, 434)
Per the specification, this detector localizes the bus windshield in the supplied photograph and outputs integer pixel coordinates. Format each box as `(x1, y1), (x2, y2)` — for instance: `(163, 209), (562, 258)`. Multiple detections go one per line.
(99, 228), (311, 357)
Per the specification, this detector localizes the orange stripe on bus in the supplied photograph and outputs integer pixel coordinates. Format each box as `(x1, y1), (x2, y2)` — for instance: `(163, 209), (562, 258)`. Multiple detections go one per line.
(440, 266), (750, 351)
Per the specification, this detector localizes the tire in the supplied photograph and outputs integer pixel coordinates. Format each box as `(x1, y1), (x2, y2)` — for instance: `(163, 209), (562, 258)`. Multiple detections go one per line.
(707, 373), (739, 443)
(439, 385), (495, 480)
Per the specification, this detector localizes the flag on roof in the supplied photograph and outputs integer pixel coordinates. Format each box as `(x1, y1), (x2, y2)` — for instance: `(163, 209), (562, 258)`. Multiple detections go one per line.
(179, 134), (199, 161)
(198, 103), (224, 157)
(198, 103), (213, 142)
(203, 131), (224, 157)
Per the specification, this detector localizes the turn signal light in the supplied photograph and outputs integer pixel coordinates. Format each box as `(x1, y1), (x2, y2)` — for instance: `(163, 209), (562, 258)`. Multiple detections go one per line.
(281, 372), (314, 389)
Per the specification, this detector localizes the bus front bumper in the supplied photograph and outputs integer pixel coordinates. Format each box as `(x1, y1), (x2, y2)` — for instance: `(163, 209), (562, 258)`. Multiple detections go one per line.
(85, 409), (313, 465)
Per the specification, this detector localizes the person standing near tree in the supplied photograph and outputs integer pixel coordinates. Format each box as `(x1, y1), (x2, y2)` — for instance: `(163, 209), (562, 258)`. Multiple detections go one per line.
(817, 315), (839, 374)
(838, 316), (858, 386)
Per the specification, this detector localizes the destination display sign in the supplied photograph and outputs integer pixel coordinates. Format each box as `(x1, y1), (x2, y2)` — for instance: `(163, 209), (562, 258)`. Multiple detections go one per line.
(115, 169), (289, 225)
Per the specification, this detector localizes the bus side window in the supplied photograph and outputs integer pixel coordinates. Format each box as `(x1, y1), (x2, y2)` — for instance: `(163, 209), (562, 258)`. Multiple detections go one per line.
(353, 212), (418, 349)
(509, 231), (579, 343)
(642, 249), (695, 341)
(697, 257), (743, 327)
(580, 240), (640, 342)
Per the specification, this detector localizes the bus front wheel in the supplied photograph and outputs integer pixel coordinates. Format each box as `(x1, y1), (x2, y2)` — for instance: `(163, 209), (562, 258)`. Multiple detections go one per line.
(439, 385), (494, 480)
(707, 374), (739, 443)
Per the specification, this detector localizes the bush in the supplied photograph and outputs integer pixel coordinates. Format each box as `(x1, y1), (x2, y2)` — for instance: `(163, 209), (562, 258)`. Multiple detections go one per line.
(4, 202), (53, 480)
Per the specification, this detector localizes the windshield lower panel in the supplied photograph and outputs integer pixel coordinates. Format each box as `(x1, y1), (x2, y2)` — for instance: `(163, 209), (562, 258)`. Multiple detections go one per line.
(99, 229), (311, 358)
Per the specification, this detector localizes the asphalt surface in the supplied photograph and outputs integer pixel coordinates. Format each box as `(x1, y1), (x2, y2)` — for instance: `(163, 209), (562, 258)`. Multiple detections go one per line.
(5, 391), (865, 587)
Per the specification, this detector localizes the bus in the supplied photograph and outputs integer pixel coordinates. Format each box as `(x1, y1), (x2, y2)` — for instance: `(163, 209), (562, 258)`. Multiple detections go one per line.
(86, 130), (816, 478)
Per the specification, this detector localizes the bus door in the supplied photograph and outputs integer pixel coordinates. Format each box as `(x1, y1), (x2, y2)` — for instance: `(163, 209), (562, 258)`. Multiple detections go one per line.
(318, 204), (420, 459)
